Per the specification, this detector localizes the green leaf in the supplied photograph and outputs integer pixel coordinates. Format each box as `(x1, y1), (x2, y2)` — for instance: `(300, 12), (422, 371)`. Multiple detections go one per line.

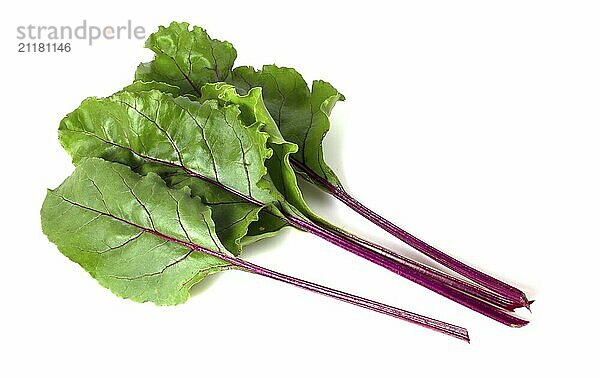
(134, 22), (345, 191)
(198, 83), (316, 219)
(41, 158), (231, 305)
(121, 80), (183, 96)
(230, 66), (345, 190)
(59, 89), (286, 254)
(166, 171), (288, 251)
(135, 21), (236, 96)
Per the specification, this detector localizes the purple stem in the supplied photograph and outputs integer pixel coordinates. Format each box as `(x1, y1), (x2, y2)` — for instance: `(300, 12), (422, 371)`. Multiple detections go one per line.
(290, 158), (530, 309)
(227, 256), (470, 342)
(118, 145), (526, 311)
(64, 196), (469, 341)
(285, 215), (528, 328)
(173, 242), (470, 340)
(175, 163), (523, 316)
(324, 224), (520, 311)
(112, 154), (525, 318)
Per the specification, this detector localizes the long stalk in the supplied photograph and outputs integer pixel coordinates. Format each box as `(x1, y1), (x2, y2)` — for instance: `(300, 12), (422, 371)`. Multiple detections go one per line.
(285, 215), (528, 327)
(229, 257), (470, 342)
(323, 223), (520, 311)
(143, 161), (525, 318)
(290, 158), (530, 309)
(175, 169), (525, 319)
(68, 189), (471, 342)
(178, 242), (471, 341)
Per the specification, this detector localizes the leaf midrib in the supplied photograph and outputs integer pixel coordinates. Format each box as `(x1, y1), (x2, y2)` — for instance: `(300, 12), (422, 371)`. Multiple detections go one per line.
(52, 191), (229, 260)
(63, 126), (263, 207)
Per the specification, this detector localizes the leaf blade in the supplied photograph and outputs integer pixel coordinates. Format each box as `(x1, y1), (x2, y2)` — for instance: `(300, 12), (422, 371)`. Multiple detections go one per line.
(135, 21), (237, 96)
(41, 158), (231, 305)
(230, 66), (345, 189)
(59, 90), (288, 254)
(135, 22), (344, 191)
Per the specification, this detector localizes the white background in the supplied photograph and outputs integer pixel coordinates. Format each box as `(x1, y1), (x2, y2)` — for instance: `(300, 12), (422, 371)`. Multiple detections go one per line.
(1, 1), (598, 376)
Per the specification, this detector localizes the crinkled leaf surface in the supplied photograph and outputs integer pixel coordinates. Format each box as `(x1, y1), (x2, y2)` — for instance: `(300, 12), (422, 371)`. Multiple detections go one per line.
(115, 81), (289, 245)
(166, 171), (288, 247)
(41, 158), (231, 305)
(59, 89), (286, 254)
(198, 83), (316, 218)
(121, 80), (183, 97)
(135, 22), (345, 191)
(135, 22), (236, 96)
(230, 66), (345, 189)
